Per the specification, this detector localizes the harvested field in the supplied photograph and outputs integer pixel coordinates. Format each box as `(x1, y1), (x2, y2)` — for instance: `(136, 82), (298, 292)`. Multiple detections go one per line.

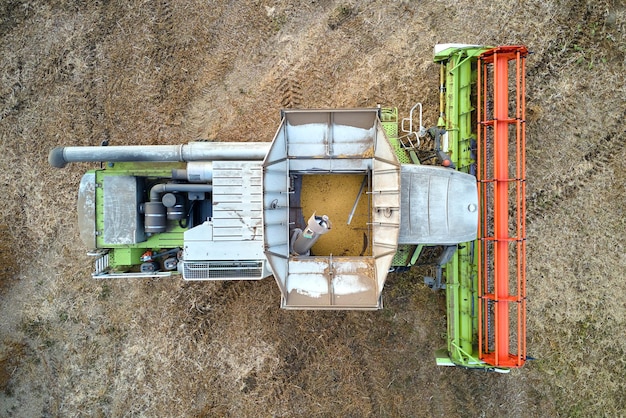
(1, 0), (625, 416)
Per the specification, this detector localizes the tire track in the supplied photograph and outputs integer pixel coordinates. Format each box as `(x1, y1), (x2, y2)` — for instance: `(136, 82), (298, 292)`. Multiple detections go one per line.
(149, 1), (178, 104)
(527, 115), (625, 225)
(81, 8), (112, 145)
(526, 4), (594, 80)
(348, 319), (391, 416)
(524, 2), (623, 226)
(260, 312), (348, 409)
(186, 280), (255, 343)
(258, 313), (391, 415)
(278, 72), (303, 109)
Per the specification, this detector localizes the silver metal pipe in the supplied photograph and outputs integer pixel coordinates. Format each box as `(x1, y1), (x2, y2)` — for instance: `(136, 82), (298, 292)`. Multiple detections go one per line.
(149, 183), (214, 202)
(49, 142), (271, 168)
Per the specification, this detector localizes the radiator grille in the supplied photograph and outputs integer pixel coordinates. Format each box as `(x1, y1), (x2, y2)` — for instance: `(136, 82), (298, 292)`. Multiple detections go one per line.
(182, 261), (264, 280)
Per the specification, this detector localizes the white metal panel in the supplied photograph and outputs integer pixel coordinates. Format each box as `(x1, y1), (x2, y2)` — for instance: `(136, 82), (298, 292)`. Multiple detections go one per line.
(370, 123), (400, 280)
(374, 123), (398, 162)
(264, 119), (287, 164)
(286, 128), (327, 157)
(264, 207), (288, 225)
(284, 110), (379, 158)
(212, 160), (264, 243)
(288, 158), (371, 172)
(286, 274), (332, 306)
(212, 226), (262, 240)
(78, 172), (97, 248)
(331, 258), (377, 306)
(184, 221), (213, 241)
(103, 176), (145, 245)
(371, 158), (400, 259)
(332, 274), (373, 295)
(286, 257), (331, 305)
(289, 258), (328, 274)
(264, 224), (289, 248)
(374, 253), (395, 291)
(284, 111), (329, 158)
(325, 121), (374, 156)
(264, 169), (289, 193)
(263, 140), (290, 290)
(185, 239), (264, 260)
(183, 160), (265, 262)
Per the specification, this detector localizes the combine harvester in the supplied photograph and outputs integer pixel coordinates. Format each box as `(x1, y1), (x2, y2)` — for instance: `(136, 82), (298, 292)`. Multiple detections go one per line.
(49, 44), (528, 372)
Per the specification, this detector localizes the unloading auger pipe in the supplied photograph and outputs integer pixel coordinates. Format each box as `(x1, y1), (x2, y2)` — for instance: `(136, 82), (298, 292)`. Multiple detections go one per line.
(48, 142), (271, 168)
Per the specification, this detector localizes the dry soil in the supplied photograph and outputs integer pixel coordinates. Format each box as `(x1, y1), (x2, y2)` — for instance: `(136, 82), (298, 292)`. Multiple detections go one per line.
(1, 1), (625, 417)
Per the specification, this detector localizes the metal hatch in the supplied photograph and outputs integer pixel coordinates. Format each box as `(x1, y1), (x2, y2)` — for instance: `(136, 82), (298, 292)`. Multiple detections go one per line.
(398, 165), (478, 245)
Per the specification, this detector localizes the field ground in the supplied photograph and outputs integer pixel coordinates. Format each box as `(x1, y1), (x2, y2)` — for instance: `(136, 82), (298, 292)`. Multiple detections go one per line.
(1, 1), (625, 416)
